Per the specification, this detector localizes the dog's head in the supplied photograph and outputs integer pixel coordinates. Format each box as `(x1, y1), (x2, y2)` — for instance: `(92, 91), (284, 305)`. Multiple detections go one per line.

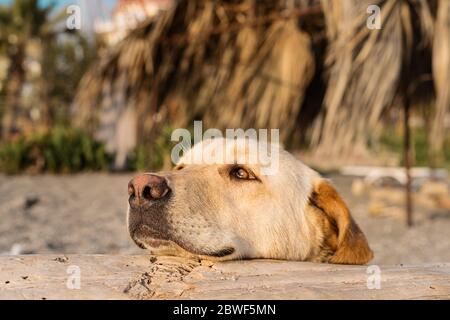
(127, 138), (373, 264)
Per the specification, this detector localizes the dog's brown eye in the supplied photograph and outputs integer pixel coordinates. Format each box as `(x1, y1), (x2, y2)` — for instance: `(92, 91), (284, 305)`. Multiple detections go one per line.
(175, 164), (185, 171)
(230, 167), (255, 180)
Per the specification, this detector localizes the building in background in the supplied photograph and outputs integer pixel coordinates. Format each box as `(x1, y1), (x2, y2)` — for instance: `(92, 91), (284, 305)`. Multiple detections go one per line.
(76, 0), (113, 43)
(94, 0), (172, 46)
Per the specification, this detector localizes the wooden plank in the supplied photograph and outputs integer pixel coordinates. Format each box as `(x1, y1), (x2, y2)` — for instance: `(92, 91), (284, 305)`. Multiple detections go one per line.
(0, 255), (449, 300)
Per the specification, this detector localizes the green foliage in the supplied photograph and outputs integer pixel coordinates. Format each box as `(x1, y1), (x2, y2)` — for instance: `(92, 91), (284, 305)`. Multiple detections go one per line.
(0, 127), (111, 174)
(0, 138), (27, 174)
(0, 0), (54, 60)
(0, 124), (181, 174)
(40, 32), (96, 125)
(0, 0), (95, 134)
(128, 125), (175, 172)
(378, 127), (450, 169)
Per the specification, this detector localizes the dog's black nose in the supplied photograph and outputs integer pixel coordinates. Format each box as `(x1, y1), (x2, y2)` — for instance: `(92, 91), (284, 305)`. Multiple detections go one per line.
(128, 174), (170, 207)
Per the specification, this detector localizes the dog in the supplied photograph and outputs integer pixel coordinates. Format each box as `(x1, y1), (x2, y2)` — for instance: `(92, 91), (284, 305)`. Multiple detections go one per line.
(127, 138), (373, 264)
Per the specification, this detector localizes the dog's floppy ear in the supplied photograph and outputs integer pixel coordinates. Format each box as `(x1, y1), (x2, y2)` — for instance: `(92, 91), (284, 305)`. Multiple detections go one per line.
(310, 180), (374, 265)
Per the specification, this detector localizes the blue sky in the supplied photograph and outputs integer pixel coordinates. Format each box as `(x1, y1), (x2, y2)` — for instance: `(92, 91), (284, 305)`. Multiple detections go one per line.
(0, 0), (117, 9)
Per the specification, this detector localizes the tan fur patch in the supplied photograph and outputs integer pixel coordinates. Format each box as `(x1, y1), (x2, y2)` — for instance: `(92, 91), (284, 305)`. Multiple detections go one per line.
(309, 180), (374, 265)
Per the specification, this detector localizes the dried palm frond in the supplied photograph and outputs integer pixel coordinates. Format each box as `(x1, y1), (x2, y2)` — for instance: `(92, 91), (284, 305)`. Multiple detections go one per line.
(311, 0), (405, 157)
(73, 0), (318, 154)
(430, 0), (450, 165)
(204, 19), (315, 140)
(73, 0), (448, 167)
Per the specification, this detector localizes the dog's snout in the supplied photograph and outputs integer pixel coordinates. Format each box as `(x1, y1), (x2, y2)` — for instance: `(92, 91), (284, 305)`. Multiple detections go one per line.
(128, 174), (170, 207)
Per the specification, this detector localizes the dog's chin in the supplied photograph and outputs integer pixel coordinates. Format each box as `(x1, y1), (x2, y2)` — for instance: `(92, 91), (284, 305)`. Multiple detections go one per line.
(135, 237), (172, 249)
(130, 225), (173, 250)
(131, 225), (236, 260)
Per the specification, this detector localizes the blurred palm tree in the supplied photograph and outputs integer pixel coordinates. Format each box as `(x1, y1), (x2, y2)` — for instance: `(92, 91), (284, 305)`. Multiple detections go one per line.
(0, 0), (53, 140)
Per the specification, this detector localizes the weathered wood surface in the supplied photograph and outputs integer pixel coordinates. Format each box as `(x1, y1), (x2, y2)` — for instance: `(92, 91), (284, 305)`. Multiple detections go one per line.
(0, 255), (449, 300)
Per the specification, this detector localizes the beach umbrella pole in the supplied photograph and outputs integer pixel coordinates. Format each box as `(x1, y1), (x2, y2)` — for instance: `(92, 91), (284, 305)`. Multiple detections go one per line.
(403, 86), (413, 227)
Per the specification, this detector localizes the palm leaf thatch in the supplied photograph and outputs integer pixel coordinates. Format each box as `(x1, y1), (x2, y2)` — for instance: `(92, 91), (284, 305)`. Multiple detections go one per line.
(312, 0), (449, 160)
(430, 0), (450, 165)
(73, 0), (450, 165)
(74, 0), (317, 150)
(311, 0), (406, 156)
